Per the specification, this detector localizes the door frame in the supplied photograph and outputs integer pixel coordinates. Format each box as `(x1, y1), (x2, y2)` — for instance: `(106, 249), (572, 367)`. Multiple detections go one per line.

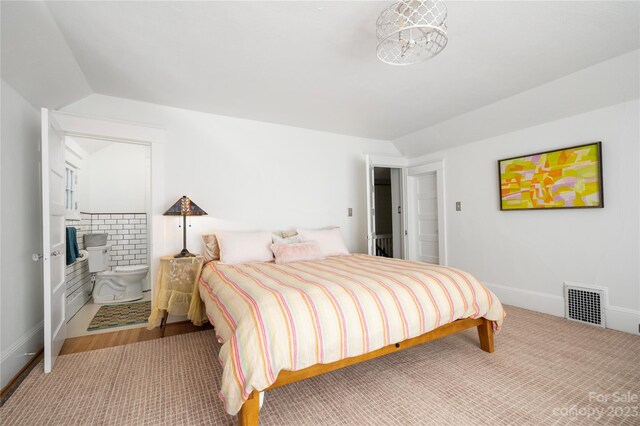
(407, 159), (447, 266)
(365, 155), (408, 258)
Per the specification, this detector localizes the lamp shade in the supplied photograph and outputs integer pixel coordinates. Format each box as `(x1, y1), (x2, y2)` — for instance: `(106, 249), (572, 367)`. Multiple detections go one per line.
(163, 195), (207, 258)
(164, 195), (207, 216)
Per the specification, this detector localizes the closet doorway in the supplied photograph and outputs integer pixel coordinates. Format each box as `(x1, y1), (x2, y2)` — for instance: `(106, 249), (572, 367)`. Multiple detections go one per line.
(365, 155), (407, 259)
(372, 167), (404, 258)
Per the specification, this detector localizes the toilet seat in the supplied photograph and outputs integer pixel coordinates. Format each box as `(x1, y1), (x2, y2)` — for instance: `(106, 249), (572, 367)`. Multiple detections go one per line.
(97, 264), (149, 277)
(115, 264), (148, 273)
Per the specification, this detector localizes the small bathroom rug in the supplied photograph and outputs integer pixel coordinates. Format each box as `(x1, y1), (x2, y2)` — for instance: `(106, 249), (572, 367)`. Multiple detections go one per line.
(88, 301), (151, 331)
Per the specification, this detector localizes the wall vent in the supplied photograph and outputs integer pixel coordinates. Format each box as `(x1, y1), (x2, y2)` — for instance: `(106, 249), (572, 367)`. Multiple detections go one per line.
(564, 282), (606, 328)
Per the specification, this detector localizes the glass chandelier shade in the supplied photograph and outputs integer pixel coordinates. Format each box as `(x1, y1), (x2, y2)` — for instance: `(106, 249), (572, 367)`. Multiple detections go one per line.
(376, 0), (449, 66)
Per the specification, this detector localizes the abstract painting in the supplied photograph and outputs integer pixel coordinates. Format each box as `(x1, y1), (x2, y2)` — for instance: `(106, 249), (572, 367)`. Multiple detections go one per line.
(498, 142), (603, 210)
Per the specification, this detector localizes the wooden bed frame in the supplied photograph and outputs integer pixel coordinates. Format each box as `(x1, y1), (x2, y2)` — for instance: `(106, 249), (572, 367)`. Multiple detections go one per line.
(237, 317), (494, 425)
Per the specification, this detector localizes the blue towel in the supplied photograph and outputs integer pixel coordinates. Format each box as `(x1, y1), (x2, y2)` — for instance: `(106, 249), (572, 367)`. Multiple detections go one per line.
(66, 227), (79, 265)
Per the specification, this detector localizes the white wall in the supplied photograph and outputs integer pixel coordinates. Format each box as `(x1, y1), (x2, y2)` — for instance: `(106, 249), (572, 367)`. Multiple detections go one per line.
(408, 100), (640, 334)
(395, 50), (640, 157)
(0, 79), (44, 389)
(87, 142), (149, 213)
(62, 95), (401, 256)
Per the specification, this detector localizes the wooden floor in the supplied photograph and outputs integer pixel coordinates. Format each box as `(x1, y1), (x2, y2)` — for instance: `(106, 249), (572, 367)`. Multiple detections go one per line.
(60, 320), (212, 355)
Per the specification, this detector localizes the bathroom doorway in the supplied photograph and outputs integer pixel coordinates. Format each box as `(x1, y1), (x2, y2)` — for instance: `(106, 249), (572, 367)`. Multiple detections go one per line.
(39, 109), (165, 372)
(63, 136), (153, 337)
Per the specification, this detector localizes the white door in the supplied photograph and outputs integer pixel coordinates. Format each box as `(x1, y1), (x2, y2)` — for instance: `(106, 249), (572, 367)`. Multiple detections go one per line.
(390, 168), (403, 258)
(365, 156), (376, 255)
(41, 108), (67, 372)
(410, 172), (439, 264)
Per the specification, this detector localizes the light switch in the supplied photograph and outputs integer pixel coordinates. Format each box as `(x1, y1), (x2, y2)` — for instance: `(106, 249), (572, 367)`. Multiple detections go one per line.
(456, 201), (462, 211)
(348, 208), (353, 217)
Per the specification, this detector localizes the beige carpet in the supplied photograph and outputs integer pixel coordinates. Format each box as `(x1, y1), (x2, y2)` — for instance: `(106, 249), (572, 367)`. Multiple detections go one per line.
(1, 306), (639, 425)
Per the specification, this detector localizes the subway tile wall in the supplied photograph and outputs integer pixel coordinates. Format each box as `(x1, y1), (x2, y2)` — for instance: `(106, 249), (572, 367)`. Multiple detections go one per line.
(92, 213), (148, 268)
(65, 212), (92, 321)
(64, 212), (148, 321)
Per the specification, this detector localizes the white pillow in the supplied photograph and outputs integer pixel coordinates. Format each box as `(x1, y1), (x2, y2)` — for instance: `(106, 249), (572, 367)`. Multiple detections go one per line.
(216, 231), (274, 264)
(296, 227), (350, 257)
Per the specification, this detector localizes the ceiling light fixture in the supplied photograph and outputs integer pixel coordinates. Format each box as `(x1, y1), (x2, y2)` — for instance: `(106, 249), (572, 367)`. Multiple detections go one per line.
(376, 0), (448, 66)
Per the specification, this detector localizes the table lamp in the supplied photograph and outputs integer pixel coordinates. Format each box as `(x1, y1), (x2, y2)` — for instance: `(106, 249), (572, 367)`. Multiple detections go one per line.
(164, 195), (207, 258)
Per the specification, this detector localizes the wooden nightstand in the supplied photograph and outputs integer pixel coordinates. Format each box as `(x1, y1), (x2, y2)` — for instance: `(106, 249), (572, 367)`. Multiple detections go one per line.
(147, 255), (207, 333)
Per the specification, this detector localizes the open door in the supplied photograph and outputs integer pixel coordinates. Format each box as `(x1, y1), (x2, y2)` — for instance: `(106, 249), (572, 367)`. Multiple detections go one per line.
(365, 156), (376, 255)
(407, 160), (447, 266)
(41, 108), (67, 372)
(409, 172), (439, 264)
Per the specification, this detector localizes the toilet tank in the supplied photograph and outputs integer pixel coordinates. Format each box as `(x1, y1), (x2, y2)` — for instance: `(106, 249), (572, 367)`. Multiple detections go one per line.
(87, 245), (110, 272)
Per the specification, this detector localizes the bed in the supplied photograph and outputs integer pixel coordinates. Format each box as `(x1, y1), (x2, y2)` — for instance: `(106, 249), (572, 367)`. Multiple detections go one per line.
(199, 254), (505, 425)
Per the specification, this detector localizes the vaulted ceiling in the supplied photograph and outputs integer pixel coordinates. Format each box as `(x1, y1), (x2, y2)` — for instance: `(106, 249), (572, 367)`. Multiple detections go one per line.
(2, 1), (639, 141)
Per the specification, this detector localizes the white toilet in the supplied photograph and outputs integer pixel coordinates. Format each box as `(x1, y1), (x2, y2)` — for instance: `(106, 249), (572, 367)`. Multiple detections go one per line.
(87, 245), (147, 304)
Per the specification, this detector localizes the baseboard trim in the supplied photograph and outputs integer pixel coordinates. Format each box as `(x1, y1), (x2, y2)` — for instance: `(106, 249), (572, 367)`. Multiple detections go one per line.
(484, 282), (565, 317)
(1, 321), (44, 390)
(0, 349), (43, 403)
(484, 282), (639, 335)
(605, 305), (640, 335)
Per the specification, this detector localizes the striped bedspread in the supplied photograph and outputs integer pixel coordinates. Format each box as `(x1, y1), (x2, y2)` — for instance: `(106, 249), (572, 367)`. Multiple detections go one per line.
(199, 254), (505, 415)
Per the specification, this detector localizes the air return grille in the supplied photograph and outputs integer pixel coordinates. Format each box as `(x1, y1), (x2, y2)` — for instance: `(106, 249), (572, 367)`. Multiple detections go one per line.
(564, 283), (606, 328)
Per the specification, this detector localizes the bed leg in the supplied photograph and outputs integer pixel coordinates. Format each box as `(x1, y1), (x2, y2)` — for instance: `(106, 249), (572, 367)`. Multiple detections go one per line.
(477, 318), (494, 353)
(238, 391), (260, 426)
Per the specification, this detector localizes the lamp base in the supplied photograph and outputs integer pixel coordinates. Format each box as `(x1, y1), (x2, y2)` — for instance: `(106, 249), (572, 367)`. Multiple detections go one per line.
(174, 249), (196, 258)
